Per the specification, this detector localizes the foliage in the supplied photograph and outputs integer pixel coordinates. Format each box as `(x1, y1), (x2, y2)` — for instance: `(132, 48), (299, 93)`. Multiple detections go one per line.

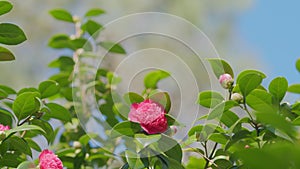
(0, 1), (300, 169)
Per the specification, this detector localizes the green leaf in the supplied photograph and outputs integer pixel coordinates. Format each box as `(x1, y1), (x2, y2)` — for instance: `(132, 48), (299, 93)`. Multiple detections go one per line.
(38, 80), (60, 98)
(188, 125), (203, 137)
(125, 150), (148, 169)
(48, 56), (74, 72)
(29, 119), (54, 144)
(287, 84), (300, 94)
(49, 9), (73, 23)
(220, 110), (239, 128)
(85, 8), (105, 17)
(81, 20), (103, 37)
(246, 89), (275, 113)
(48, 34), (71, 49)
(17, 161), (36, 169)
(144, 70), (170, 89)
(296, 58), (300, 73)
(0, 1), (12, 16)
(157, 135), (182, 162)
(44, 103), (72, 122)
(79, 133), (98, 145)
(17, 87), (39, 96)
(0, 23), (26, 45)
(212, 159), (232, 169)
(110, 121), (142, 138)
(5, 124), (45, 136)
(236, 69), (266, 82)
(207, 58), (234, 78)
(123, 92), (144, 105)
(256, 111), (296, 139)
(268, 77), (288, 102)
(165, 114), (180, 126)
(12, 92), (41, 121)
(0, 84), (16, 94)
(135, 134), (161, 147)
(99, 41), (126, 54)
(207, 100), (238, 120)
(149, 91), (171, 113)
(0, 46), (15, 61)
(293, 116), (300, 125)
(186, 157), (206, 169)
(0, 107), (13, 126)
(197, 90), (224, 108)
(25, 138), (42, 152)
(0, 88), (8, 98)
(0, 136), (32, 156)
(237, 72), (263, 96)
(208, 133), (229, 145)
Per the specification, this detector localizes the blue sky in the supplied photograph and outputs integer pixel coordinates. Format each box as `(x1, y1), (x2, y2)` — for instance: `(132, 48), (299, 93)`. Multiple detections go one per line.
(238, 0), (300, 84)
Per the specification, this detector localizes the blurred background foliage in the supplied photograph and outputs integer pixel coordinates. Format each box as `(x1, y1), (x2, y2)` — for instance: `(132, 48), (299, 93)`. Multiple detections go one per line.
(0, 0), (258, 90)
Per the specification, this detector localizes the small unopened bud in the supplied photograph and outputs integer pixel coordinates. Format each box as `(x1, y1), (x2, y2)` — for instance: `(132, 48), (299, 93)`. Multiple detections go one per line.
(231, 93), (243, 102)
(0, 131), (6, 140)
(219, 74), (234, 89)
(72, 15), (80, 23)
(170, 126), (178, 135)
(244, 145), (250, 149)
(73, 141), (82, 149)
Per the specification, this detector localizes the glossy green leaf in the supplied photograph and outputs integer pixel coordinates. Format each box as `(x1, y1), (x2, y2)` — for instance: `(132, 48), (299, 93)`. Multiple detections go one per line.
(188, 125), (203, 137)
(16, 161), (36, 169)
(125, 150), (148, 169)
(48, 56), (74, 72)
(212, 159), (232, 169)
(0, 1), (12, 16)
(186, 157), (206, 169)
(0, 88), (8, 98)
(197, 90), (224, 108)
(81, 20), (103, 37)
(99, 41), (126, 54)
(1, 136), (32, 156)
(85, 8), (105, 17)
(287, 84), (300, 94)
(292, 116), (300, 125)
(29, 119), (54, 144)
(17, 87), (39, 96)
(207, 100), (238, 120)
(0, 46), (15, 61)
(110, 121), (142, 138)
(123, 92), (144, 105)
(49, 9), (73, 22)
(236, 69), (266, 83)
(207, 58), (234, 78)
(165, 114), (180, 126)
(157, 135), (182, 162)
(48, 34), (70, 49)
(208, 133), (229, 145)
(220, 110), (239, 128)
(0, 23), (26, 45)
(246, 89), (275, 113)
(149, 91), (171, 113)
(237, 72), (263, 96)
(79, 133), (98, 145)
(256, 111), (296, 138)
(268, 77), (288, 102)
(25, 138), (42, 152)
(12, 92), (41, 121)
(5, 124), (45, 136)
(144, 70), (170, 89)
(0, 84), (16, 94)
(0, 107), (13, 126)
(44, 103), (72, 122)
(38, 80), (60, 98)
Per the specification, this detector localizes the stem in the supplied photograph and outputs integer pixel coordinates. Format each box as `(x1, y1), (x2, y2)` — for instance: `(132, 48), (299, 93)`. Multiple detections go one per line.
(0, 96), (14, 101)
(18, 115), (31, 126)
(243, 101), (254, 122)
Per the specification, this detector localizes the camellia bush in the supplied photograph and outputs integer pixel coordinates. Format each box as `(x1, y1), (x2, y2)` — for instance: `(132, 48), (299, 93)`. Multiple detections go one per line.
(1, 1), (300, 169)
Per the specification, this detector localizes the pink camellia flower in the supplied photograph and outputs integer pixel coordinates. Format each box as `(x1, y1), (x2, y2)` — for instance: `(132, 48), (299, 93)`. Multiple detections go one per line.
(39, 149), (63, 169)
(128, 99), (168, 134)
(219, 73), (234, 89)
(0, 124), (10, 131)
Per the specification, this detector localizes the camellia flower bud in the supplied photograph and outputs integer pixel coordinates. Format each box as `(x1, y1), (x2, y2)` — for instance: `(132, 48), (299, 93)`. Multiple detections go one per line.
(231, 93), (243, 102)
(73, 141), (82, 149)
(128, 99), (168, 134)
(219, 73), (234, 89)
